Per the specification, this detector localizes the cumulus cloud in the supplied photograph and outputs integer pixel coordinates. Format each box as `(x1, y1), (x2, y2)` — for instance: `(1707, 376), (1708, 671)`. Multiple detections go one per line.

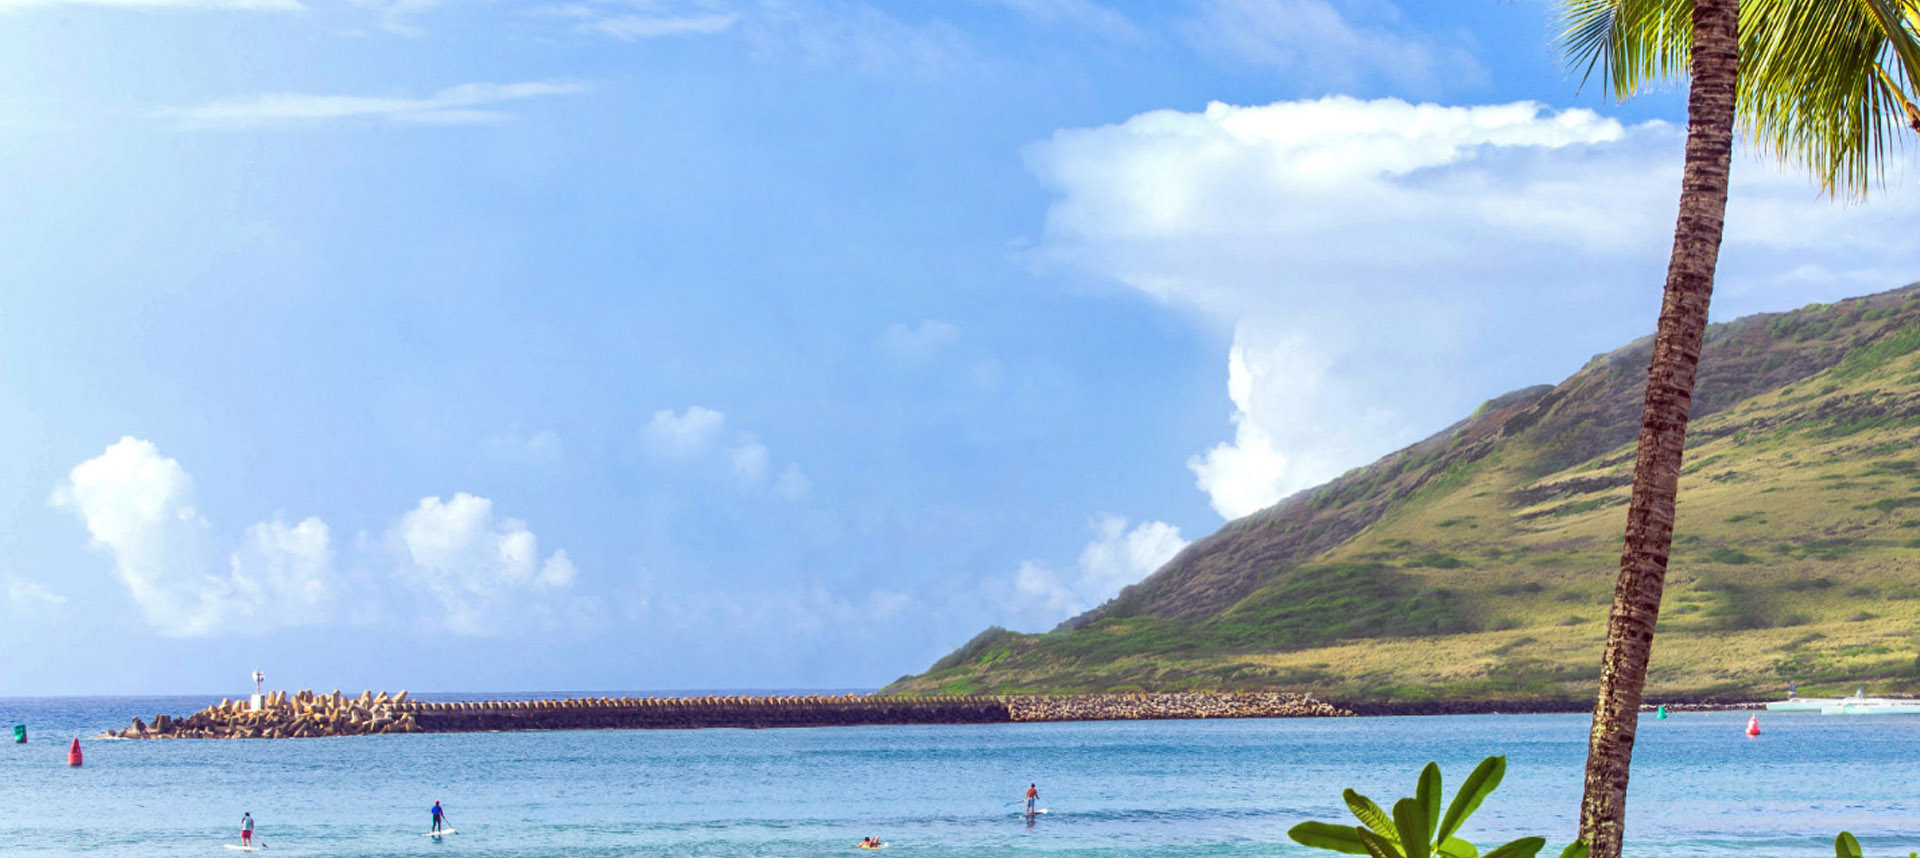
(156, 81), (587, 129)
(229, 516), (336, 618)
(991, 514), (1187, 628)
(50, 437), (336, 636)
(387, 493), (582, 635)
(728, 439), (770, 480)
(642, 406), (729, 459)
(641, 406), (810, 497)
(1026, 96), (1920, 520)
(51, 438), (586, 637)
(1075, 514), (1188, 600)
(1182, 0), (1484, 94)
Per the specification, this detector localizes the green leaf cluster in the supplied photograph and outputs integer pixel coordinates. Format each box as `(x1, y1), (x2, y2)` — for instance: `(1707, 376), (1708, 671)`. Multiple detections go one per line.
(1556, 0), (1920, 199)
(1288, 757), (1587, 858)
(1834, 830), (1918, 858)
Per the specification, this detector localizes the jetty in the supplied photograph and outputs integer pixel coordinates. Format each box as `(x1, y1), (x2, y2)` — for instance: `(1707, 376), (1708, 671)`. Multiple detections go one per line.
(103, 690), (1350, 739)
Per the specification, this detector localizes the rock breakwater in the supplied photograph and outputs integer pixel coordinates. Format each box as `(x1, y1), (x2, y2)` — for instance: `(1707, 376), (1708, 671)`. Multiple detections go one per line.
(112, 689), (424, 739)
(105, 690), (1352, 739)
(1010, 692), (1349, 721)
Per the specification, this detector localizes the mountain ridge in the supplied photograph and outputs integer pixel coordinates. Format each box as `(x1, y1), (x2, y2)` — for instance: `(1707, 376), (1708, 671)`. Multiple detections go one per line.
(889, 282), (1920, 701)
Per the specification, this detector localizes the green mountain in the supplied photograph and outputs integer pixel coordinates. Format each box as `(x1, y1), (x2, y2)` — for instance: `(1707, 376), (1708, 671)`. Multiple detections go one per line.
(889, 284), (1920, 703)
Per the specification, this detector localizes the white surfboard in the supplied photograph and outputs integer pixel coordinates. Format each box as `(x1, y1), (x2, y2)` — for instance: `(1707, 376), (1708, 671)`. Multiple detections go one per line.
(223, 845), (265, 852)
(423, 828), (459, 837)
(1016, 808), (1049, 817)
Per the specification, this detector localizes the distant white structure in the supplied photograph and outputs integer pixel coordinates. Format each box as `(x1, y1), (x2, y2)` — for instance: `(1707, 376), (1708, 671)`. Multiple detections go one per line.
(250, 670), (266, 712)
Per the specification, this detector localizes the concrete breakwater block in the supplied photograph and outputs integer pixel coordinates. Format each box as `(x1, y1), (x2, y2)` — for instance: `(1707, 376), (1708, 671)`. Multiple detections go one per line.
(102, 691), (1350, 739)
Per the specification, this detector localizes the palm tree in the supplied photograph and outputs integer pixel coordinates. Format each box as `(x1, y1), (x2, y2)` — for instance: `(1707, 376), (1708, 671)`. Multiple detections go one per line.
(1555, 2), (1920, 857)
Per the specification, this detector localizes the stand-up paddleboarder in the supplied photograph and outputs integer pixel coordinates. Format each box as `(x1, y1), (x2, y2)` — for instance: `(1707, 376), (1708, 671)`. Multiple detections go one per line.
(1024, 784), (1038, 818)
(431, 801), (448, 834)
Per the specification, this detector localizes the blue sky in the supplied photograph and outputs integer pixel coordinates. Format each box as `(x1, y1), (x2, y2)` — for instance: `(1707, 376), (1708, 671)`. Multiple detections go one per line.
(2, 0), (1916, 696)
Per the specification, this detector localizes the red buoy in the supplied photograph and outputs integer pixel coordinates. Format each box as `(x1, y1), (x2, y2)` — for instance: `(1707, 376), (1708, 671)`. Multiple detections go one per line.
(67, 737), (83, 767)
(1745, 715), (1761, 737)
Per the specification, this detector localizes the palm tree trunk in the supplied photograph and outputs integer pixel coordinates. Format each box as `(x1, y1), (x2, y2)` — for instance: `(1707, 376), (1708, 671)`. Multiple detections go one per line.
(1577, 1), (1740, 856)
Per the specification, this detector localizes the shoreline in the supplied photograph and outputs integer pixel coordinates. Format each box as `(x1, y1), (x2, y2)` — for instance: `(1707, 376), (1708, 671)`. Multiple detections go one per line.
(1337, 697), (1765, 717)
(102, 690), (1771, 739)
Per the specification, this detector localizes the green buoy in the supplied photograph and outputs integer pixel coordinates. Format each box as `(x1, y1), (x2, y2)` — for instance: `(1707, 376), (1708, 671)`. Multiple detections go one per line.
(1656, 705), (1668, 720)
(12, 724), (24, 743)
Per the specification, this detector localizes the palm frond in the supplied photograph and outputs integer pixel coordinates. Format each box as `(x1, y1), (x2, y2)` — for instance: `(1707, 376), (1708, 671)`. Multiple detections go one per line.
(1557, 0), (1920, 197)
(1555, 0), (1694, 98)
(1738, 0), (1920, 196)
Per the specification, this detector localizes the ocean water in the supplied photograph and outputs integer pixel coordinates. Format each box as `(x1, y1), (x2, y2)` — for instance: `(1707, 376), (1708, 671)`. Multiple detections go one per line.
(3, 696), (1917, 858)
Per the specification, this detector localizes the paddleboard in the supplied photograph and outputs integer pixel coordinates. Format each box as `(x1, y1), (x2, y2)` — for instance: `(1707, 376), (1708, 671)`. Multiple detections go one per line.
(1016, 808), (1049, 817)
(856, 842), (888, 850)
(423, 829), (459, 837)
(223, 845), (265, 852)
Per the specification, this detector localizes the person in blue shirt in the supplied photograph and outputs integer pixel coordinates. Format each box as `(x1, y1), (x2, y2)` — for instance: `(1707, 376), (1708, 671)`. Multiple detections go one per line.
(431, 801), (448, 834)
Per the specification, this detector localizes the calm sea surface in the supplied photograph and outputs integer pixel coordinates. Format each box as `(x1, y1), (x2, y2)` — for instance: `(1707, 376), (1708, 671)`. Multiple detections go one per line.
(2, 695), (1914, 857)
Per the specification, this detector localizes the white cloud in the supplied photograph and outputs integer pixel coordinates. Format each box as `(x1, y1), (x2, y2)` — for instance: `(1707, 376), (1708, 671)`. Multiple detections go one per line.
(1187, 339), (1294, 520)
(879, 319), (962, 364)
(0, 0), (300, 10)
(1181, 0), (1483, 94)
(592, 11), (739, 39)
(1026, 95), (1920, 520)
(642, 406), (729, 459)
(730, 439), (771, 480)
(5, 577), (66, 612)
(228, 515), (335, 619)
(49, 439), (593, 637)
(1075, 514), (1188, 600)
(387, 493), (581, 635)
(641, 406), (812, 498)
(50, 437), (336, 636)
(157, 81), (587, 130)
(1001, 560), (1080, 625)
(1186, 328), (1398, 519)
(991, 514), (1187, 628)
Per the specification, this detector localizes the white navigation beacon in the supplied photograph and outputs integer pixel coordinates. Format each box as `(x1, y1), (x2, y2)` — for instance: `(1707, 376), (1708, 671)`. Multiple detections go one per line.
(250, 670), (266, 713)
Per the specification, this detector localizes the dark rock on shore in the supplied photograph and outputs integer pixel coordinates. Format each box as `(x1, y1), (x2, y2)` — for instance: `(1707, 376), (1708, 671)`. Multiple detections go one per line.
(1335, 697), (1765, 717)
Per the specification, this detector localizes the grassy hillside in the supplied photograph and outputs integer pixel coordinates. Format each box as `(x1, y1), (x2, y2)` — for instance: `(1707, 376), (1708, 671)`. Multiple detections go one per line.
(888, 284), (1920, 702)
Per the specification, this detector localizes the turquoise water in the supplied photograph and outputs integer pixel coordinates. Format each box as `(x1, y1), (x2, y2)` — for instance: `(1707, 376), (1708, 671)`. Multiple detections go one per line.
(3, 696), (1917, 857)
